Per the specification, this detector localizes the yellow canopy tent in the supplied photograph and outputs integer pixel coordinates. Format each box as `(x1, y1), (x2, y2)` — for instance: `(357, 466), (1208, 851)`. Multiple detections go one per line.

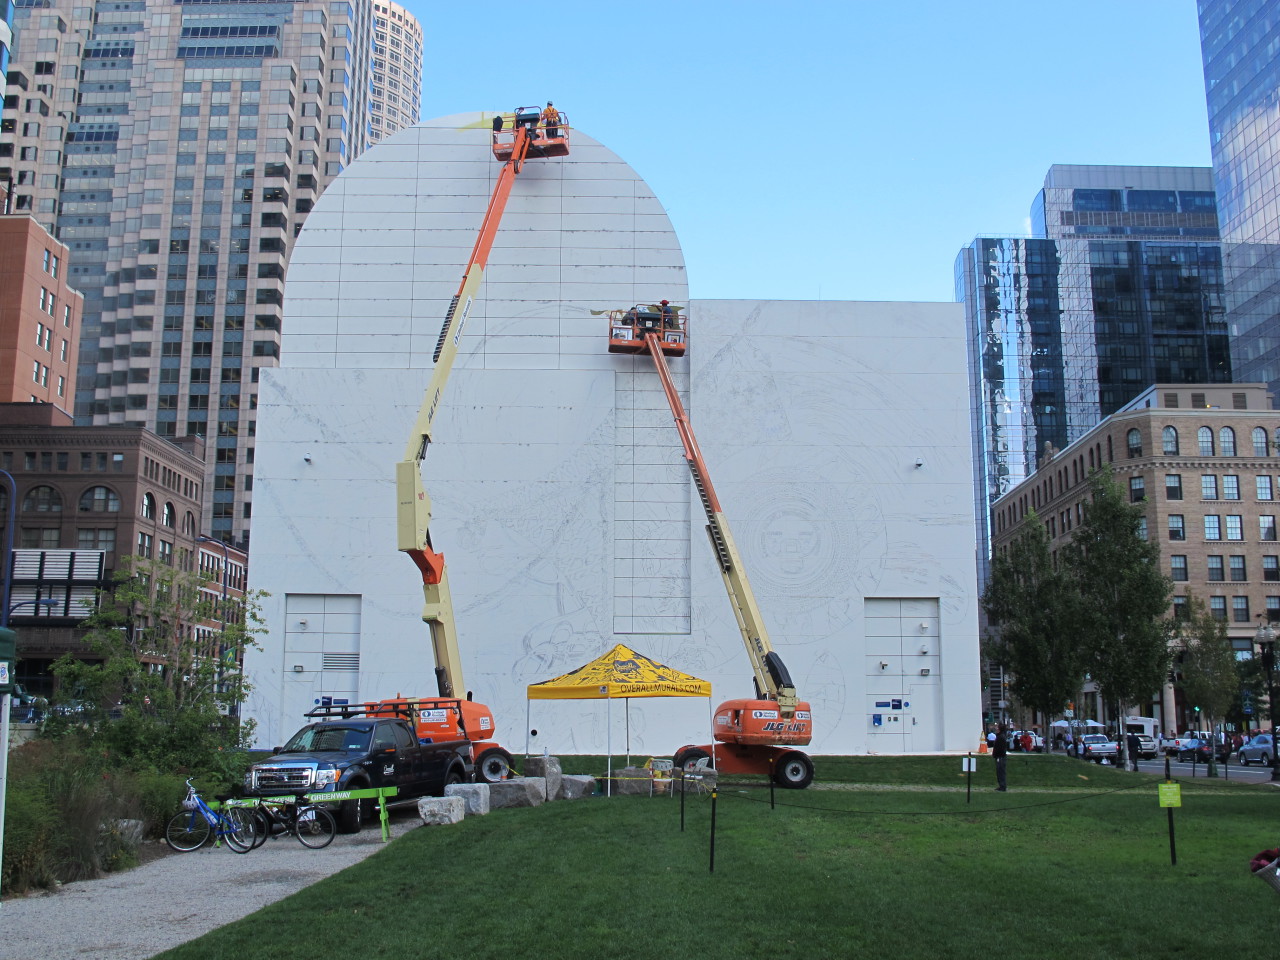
(526, 643), (712, 794)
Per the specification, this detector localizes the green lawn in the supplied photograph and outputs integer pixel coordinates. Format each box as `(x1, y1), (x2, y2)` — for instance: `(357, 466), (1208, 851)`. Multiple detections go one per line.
(156, 756), (1277, 960)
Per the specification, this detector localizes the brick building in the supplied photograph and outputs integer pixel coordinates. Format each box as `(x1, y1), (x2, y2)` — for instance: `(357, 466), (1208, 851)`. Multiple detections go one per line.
(0, 214), (81, 409)
(991, 382), (1280, 732)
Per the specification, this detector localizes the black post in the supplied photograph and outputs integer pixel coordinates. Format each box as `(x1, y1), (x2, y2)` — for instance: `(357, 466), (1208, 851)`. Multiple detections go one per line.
(769, 761), (776, 810)
(1164, 754), (1176, 866)
(966, 753), (972, 804)
(708, 786), (718, 874)
(679, 772), (686, 832)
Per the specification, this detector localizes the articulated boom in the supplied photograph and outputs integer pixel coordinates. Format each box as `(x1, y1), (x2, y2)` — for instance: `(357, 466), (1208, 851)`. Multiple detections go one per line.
(395, 109), (569, 698)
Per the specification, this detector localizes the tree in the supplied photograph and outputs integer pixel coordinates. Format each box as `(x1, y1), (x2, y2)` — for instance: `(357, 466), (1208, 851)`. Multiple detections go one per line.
(45, 557), (265, 776)
(1172, 592), (1239, 735)
(982, 511), (1087, 726)
(1063, 467), (1173, 761)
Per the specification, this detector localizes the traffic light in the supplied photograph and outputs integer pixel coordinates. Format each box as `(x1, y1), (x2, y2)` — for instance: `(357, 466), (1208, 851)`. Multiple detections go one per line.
(1194, 705), (1201, 714)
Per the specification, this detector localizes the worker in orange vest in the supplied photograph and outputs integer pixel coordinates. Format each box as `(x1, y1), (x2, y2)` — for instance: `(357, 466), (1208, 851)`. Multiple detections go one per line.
(541, 101), (561, 139)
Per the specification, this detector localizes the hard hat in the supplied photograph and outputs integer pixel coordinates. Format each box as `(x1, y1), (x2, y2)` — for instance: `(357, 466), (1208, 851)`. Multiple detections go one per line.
(547, 101), (553, 106)
(660, 300), (669, 305)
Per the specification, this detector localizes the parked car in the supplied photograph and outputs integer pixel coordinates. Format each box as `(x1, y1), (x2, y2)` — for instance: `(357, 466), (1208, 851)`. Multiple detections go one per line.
(1132, 734), (1158, 760)
(1080, 734), (1118, 763)
(1239, 733), (1275, 766)
(1166, 730), (1211, 756)
(1176, 738), (1230, 763)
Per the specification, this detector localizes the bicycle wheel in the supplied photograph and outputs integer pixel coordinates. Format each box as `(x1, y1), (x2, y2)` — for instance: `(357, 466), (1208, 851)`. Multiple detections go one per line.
(293, 805), (337, 849)
(165, 810), (212, 852)
(247, 807), (271, 850)
(222, 808), (258, 853)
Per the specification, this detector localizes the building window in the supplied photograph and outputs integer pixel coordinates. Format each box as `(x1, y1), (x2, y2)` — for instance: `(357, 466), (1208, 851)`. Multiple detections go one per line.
(1231, 555), (1248, 581)
(163, 502), (175, 527)
(1234, 596), (1251, 622)
(1259, 476), (1274, 501)
(1208, 555), (1225, 581)
(1266, 556), (1280, 582)
(1136, 516), (1148, 540)
(1223, 475), (1240, 500)
(1221, 427), (1237, 457)
(21, 485), (61, 513)
(137, 532), (153, 559)
(1210, 596), (1227, 621)
(1162, 426), (1179, 455)
(1255, 427), (1270, 457)
(1269, 597), (1280, 622)
(1199, 427), (1214, 456)
(1170, 555), (1188, 581)
(1263, 516), (1278, 542)
(1226, 515), (1243, 540)
(158, 539), (173, 566)
(79, 485), (120, 512)
(1173, 596), (1189, 620)
(77, 528), (116, 551)
(1126, 428), (1142, 458)
(1166, 475), (1183, 500)
(1202, 475), (1218, 500)
(1129, 476), (1145, 502)
(141, 492), (156, 520)
(1204, 515), (1221, 540)
(1169, 515), (1185, 540)
(20, 528), (60, 548)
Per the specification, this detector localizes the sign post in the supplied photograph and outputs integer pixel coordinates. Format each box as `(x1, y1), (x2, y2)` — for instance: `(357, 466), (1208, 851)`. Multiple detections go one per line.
(962, 754), (976, 803)
(1160, 755), (1180, 867)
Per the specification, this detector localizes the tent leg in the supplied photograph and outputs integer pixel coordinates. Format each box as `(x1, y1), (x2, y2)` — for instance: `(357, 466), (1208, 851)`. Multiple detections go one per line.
(607, 695), (612, 797)
(626, 698), (631, 767)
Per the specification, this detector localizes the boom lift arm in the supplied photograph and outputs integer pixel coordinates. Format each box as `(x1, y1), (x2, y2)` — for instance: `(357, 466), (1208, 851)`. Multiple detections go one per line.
(396, 109), (568, 698)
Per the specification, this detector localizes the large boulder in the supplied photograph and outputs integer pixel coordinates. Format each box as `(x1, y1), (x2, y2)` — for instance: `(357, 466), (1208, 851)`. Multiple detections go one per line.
(558, 774), (597, 800)
(489, 777), (546, 809)
(611, 766), (654, 796)
(417, 796), (466, 825)
(524, 756), (562, 801)
(444, 782), (490, 816)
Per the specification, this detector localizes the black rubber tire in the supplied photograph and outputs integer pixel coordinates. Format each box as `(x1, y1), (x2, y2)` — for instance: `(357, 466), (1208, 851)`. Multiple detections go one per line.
(1241, 755), (1251, 766)
(1263, 753), (1271, 767)
(222, 808), (256, 854)
(165, 810), (212, 852)
(475, 748), (514, 784)
(445, 767), (464, 788)
(774, 751), (815, 789)
(337, 792), (367, 835)
(248, 808), (271, 849)
(294, 805), (337, 849)
(675, 747), (711, 771)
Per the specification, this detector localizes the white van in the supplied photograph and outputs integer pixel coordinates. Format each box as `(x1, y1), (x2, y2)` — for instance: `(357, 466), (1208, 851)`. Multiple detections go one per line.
(1123, 716), (1160, 738)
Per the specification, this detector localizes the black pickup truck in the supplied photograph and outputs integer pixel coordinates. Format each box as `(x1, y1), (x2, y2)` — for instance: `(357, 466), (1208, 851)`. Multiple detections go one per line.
(243, 714), (472, 833)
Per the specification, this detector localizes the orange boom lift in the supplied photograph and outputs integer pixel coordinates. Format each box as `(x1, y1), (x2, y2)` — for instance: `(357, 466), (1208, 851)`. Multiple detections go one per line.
(379, 106), (569, 782)
(607, 305), (815, 788)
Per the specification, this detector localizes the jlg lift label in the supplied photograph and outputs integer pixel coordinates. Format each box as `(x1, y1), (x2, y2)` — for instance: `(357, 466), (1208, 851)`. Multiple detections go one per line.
(752, 710), (779, 720)
(762, 721), (809, 734)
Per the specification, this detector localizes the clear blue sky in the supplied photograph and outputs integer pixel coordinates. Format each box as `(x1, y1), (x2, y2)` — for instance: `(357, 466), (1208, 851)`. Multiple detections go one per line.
(398, 1), (1211, 304)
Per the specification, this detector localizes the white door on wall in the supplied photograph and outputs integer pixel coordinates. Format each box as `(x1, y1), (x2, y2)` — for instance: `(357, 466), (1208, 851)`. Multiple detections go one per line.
(907, 683), (942, 752)
(864, 597), (942, 753)
(283, 593), (362, 721)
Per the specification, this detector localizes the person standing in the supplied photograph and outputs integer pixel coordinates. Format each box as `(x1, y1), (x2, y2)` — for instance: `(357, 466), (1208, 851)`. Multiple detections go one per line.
(541, 101), (561, 139)
(993, 724), (1008, 791)
(1127, 732), (1141, 771)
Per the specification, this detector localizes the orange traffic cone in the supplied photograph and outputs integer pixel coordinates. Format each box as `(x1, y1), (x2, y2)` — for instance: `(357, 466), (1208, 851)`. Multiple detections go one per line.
(978, 742), (989, 754)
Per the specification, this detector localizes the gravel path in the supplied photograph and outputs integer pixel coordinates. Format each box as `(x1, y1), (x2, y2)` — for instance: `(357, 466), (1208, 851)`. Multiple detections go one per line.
(0, 809), (424, 960)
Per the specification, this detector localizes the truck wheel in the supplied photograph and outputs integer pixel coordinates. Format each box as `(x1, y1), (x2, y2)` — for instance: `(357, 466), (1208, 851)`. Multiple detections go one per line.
(774, 752), (814, 789)
(445, 766), (464, 788)
(475, 748), (513, 783)
(337, 792), (368, 834)
(674, 747), (710, 771)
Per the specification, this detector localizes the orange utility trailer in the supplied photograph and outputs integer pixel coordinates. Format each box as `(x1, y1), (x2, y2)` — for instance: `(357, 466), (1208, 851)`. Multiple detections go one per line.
(609, 307), (814, 788)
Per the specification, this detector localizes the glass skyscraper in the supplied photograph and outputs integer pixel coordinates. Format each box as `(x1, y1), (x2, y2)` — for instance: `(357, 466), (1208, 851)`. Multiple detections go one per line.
(958, 165), (1232, 577)
(1199, 0), (1280, 400)
(0, 0), (422, 547)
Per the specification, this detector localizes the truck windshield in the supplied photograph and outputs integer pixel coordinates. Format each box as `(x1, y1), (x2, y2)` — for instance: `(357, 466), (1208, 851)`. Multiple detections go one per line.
(282, 725), (371, 753)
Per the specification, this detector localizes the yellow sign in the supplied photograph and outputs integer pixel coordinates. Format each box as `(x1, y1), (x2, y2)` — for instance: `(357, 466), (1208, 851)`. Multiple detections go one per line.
(1158, 782), (1182, 808)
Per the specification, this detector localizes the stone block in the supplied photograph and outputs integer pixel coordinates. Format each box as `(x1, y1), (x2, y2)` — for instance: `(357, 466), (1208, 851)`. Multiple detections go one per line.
(489, 777), (546, 809)
(558, 774), (597, 800)
(111, 818), (145, 846)
(524, 756), (562, 801)
(417, 796), (466, 825)
(444, 782), (490, 816)
(611, 766), (654, 795)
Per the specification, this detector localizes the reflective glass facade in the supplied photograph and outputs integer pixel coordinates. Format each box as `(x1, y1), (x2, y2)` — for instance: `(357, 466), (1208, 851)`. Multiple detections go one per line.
(958, 166), (1231, 578)
(1199, 1), (1280, 399)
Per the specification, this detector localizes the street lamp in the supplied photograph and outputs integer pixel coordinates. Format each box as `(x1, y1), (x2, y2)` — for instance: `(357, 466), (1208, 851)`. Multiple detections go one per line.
(1254, 615), (1280, 783)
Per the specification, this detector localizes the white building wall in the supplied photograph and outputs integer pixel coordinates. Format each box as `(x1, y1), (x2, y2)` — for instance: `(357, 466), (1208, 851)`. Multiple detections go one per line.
(245, 113), (981, 756)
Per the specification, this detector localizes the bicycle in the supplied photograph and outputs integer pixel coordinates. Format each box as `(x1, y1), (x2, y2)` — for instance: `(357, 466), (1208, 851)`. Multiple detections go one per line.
(164, 779), (258, 853)
(233, 793), (337, 850)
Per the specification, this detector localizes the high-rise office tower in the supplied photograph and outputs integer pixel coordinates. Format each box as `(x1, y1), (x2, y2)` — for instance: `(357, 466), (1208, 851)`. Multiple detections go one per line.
(957, 164), (1232, 580)
(1199, 0), (1280, 398)
(369, 1), (420, 145)
(0, 0), (423, 547)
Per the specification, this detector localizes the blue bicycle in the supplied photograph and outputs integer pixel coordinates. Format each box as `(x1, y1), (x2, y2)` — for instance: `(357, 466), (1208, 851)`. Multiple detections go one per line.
(164, 778), (257, 853)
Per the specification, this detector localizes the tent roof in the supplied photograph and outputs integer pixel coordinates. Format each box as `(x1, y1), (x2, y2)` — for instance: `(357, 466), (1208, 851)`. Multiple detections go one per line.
(526, 643), (712, 700)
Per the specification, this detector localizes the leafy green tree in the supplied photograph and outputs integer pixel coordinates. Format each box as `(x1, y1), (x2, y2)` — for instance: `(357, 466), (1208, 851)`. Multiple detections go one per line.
(982, 511), (1087, 725)
(1172, 592), (1239, 735)
(44, 558), (264, 777)
(1062, 467), (1173, 761)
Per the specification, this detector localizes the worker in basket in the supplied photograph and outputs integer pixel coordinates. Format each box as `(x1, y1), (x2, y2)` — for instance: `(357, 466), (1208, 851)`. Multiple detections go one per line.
(660, 299), (679, 329)
(541, 101), (561, 139)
